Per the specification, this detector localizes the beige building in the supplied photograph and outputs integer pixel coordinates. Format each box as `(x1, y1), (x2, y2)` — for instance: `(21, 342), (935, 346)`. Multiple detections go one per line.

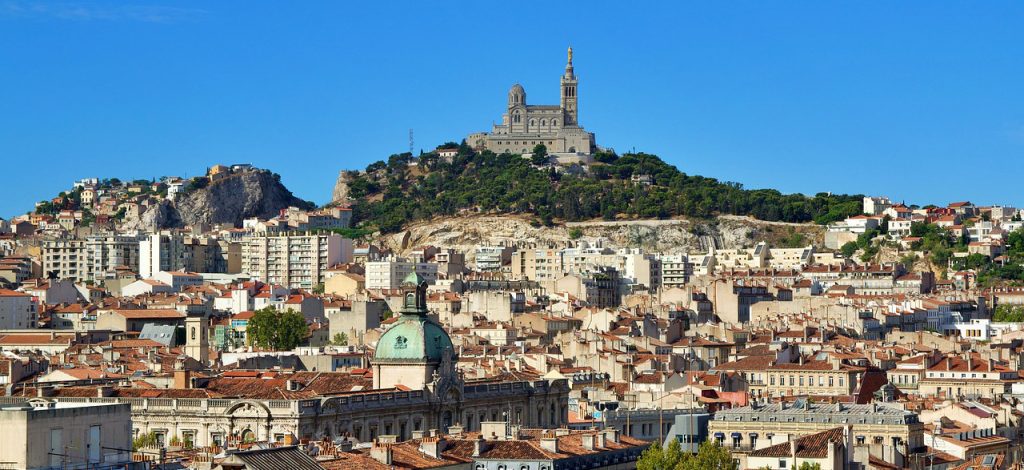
(0, 401), (136, 470)
(709, 402), (924, 468)
(467, 47), (595, 157)
(242, 232), (352, 289)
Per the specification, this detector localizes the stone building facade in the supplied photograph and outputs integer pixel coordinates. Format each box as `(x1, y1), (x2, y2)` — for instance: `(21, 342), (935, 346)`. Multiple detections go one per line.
(1, 378), (569, 449)
(467, 47), (596, 157)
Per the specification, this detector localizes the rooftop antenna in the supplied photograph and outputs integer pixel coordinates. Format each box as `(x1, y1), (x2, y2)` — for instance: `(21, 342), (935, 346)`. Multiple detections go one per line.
(409, 128), (414, 155)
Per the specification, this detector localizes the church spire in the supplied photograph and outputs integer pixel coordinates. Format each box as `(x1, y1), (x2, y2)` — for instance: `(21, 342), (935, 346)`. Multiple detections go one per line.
(565, 45), (575, 78)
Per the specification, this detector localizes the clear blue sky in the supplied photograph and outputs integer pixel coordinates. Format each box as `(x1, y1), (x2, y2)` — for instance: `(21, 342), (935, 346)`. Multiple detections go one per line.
(2, 1), (1023, 218)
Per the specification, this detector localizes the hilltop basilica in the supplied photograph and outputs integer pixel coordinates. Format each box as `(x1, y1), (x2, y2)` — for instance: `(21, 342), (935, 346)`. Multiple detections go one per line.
(467, 47), (597, 158)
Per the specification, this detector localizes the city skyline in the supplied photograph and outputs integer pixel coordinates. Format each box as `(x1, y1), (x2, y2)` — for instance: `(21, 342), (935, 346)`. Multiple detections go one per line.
(2, 1), (1024, 218)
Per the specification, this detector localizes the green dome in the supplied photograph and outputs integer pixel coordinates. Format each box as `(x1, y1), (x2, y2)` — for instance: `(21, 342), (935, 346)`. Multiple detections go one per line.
(374, 314), (454, 363)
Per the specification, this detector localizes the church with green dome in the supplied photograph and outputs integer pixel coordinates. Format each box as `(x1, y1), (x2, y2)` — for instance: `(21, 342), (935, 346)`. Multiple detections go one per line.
(372, 273), (458, 390)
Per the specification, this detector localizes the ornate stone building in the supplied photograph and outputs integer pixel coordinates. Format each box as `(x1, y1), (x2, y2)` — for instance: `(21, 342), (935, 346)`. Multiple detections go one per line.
(1, 275), (570, 448)
(467, 47), (596, 158)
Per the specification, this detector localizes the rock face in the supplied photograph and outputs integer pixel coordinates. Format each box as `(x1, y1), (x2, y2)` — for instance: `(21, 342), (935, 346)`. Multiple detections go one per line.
(123, 169), (313, 230)
(332, 171), (354, 204)
(379, 214), (825, 263)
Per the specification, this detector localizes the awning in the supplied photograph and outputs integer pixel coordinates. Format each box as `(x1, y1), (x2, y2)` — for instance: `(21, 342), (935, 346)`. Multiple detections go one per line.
(731, 432), (742, 438)
(748, 433), (758, 437)
(714, 432), (725, 438)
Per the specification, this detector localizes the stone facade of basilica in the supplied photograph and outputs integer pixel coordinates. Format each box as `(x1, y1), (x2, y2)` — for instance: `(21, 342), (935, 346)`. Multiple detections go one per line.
(467, 47), (596, 158)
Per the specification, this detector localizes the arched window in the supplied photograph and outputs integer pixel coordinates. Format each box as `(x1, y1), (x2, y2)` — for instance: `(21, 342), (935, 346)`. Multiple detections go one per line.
(552, 119), (558, 126)
(541, 119), (547, 126)
(530, 119), (536, 127)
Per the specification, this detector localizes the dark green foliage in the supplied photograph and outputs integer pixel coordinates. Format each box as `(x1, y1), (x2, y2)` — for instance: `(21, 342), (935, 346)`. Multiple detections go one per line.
(348, 149), (863, 233)
(993, 305), (1024, 322)
(246, 307), (307, 351)
(638, 440), (737, 470)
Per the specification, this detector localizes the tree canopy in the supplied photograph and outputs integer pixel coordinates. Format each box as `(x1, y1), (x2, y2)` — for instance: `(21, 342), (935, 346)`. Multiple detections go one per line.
(246, 307), (308, 351)
(348, 145), (864, 233)
(638, 440), (737, 470)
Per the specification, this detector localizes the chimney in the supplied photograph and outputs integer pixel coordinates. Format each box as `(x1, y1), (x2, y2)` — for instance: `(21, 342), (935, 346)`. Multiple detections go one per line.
(420, 435), (446, 459)
(412, 430), (426, 439)
(97, 385), (114, 397)
(174, 369), (192, 389)
(603, 427), (619, 444)
(790, 439), (798, 462)
(539, 435), (559, 454)
(596, 431), (607, 449)
(370, 441), (393, 465)
(447, 424), (464, 438)
(338, 439), (353, 452)
(582, 434), (596, 451)
(472, 435), (489, 457)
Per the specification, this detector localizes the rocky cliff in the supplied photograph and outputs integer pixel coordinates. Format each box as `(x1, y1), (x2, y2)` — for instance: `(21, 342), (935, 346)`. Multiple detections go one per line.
(123, 169), (313, 230)
(379, 214), (825, 262)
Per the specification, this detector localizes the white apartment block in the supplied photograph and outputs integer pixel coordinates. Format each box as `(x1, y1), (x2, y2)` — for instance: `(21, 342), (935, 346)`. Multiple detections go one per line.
(0, 289), (37, 329)
(659, 254), (691, 288)
(474, 245), (513, 271)
(42, 239), (87, 282)
(365, 259), (439, 290)
(139, 232), (188, 279)
(242, 233), (352, 289)
(43, 235), (140, 283)
(83, 234), (140, 280)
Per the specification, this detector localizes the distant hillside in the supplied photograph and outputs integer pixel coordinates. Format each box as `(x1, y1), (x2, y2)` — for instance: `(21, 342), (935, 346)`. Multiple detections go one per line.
(127, 168), (314, 229)
(337, 144), (864, 234)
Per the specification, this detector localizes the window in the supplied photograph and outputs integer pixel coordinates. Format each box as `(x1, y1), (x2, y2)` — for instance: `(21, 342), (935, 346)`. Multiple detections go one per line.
(88, 426), (101, 463)
(770, 375), (775, 385)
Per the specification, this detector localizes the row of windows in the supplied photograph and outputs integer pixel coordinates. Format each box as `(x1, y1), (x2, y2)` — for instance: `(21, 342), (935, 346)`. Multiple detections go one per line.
(766, 374), (844, 387)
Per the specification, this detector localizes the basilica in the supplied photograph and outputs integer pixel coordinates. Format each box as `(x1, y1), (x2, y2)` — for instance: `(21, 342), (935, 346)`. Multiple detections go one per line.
(467, 47), (596, 158)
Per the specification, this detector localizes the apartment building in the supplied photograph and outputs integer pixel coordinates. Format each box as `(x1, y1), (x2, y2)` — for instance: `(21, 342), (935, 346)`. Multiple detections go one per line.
(511, 248), (564, 281)
(0, 289), (37, 329)
(474, 245), (514, 271)
(659, 254), (691, 288)
(365, 258), (439, 290)
(0, 402), (136, 470)
(43, 235), (141, 283)
(83, 234), (140, 280)
(709, 402), (924, 468)
(41, 239), (87, 282)
(140, 231), (239, 278)
(242, 233), (352, 289)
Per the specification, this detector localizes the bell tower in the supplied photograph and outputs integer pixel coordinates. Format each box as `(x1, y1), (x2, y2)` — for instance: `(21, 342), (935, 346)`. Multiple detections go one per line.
(184, 316), (209, 366)
(560, 46), (578, 126)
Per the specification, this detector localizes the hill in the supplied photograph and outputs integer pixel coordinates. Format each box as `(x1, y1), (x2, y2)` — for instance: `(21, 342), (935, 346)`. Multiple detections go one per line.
(126, 168), (314, 229)
(336, 144), (864, 234)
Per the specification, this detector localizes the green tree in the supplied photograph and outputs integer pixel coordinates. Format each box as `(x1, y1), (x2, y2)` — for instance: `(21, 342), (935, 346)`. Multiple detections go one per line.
(638, 441), (670, 470)
(133, 431), (159, 450)
(569, 227), (583, 239)
(246, 307), (308, 350)
(530, 143), (549, 166)
(795, 463), (822, 470)
(994, 305), (1024, 322)
(638, 440), (736, 470)
(331, 332), (349, 346)
(679, 440), (738, 470)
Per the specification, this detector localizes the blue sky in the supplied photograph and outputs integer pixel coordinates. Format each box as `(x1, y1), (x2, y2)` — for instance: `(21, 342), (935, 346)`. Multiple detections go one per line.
(2, 1), (1023, 218)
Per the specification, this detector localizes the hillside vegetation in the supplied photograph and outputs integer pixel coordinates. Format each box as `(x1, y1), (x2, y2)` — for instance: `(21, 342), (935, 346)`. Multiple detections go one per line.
(347, 143), (864, 234)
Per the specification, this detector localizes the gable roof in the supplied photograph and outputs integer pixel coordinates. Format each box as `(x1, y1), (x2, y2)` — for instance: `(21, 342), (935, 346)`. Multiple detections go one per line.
(748, 427), (845, 459)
